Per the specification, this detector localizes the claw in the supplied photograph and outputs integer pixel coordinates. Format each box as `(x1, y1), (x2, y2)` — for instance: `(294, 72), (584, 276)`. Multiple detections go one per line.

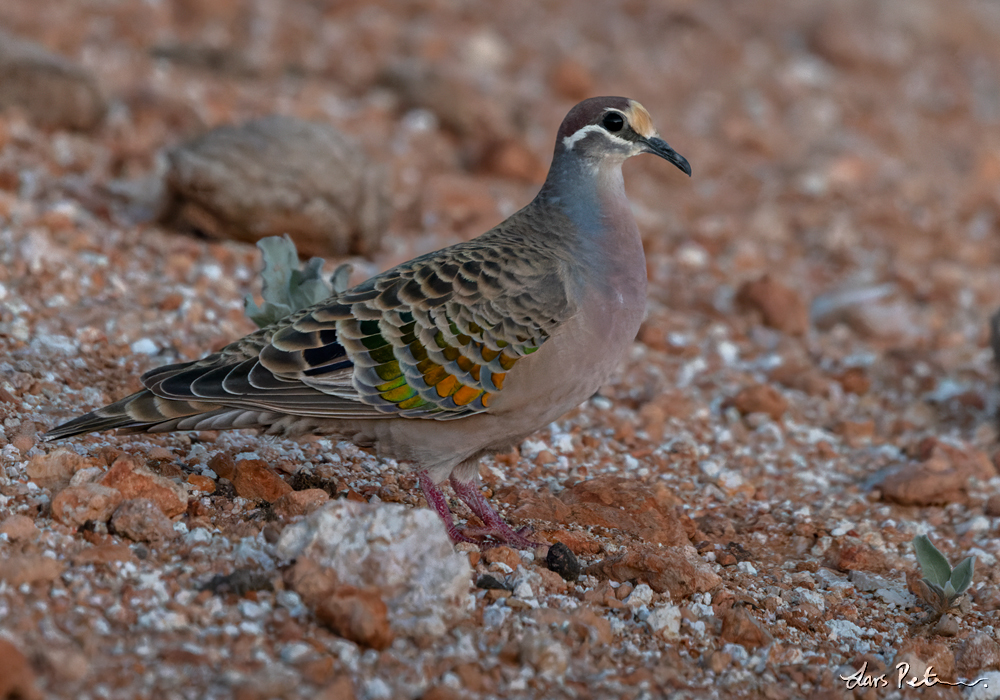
(417, 469), (538, 549)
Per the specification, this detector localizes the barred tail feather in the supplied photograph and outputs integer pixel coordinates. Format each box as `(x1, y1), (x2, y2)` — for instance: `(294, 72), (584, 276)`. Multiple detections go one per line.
(43, 390), (224, 441)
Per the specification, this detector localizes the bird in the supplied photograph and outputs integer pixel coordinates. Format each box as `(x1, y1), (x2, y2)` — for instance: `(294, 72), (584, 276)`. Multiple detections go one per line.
(45, 96), (691, 548)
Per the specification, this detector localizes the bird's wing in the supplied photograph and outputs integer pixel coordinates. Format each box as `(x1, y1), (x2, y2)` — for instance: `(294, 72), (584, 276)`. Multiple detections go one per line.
(144, 234), (575, 420)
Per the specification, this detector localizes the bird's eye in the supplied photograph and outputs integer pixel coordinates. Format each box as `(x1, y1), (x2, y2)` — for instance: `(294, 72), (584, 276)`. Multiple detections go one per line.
(602, 112), (625, 132)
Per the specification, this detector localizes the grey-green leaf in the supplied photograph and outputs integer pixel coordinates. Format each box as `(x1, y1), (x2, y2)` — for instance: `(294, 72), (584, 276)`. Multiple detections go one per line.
(913, 535), (952, 587)
(244, 235), (335, 328)
(330, 263), (353, 293)
(949, 555), (976, 596)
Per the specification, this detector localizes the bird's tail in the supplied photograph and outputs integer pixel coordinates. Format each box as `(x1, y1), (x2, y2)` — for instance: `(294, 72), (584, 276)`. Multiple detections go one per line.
(43, 390), (232, 440)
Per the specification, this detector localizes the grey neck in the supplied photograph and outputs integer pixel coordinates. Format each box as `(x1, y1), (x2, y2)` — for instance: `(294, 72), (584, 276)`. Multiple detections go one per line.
(537, 150), (634, 242)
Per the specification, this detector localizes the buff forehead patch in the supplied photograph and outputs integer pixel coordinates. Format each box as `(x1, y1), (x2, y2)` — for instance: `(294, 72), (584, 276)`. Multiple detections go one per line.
(624, 100), (656, 138)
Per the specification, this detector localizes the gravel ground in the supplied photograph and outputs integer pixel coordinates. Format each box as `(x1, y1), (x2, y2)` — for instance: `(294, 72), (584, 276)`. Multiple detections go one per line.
(3, 1), (1000, 699)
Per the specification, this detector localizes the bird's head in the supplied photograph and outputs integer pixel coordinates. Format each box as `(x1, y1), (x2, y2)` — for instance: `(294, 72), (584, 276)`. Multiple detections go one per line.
(554, 96), (691, 176)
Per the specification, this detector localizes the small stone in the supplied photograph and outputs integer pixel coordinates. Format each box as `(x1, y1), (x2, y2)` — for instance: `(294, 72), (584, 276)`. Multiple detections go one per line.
(892, 638), (956, 684)
(419, 687), (462, 700)
(26, 448), (92, 491)
(273, 489), (330, 518)
(208, 453), (237, 481)
(933, 614), (960, 637)
(721, 606), (774, 648)
(878, 441), (996, 506)
(625, 583), (654, 609)
(277, 501), (471, 641)
(585, 544), (721, 598)
(483, 546), (521, 570)
(0, 638), (42, 700)
(646, 604), (681, 639)
(130, 338), (158, 355)
(730, 384), (788, 421)
(833, 537), (888, 573)
(735, 274), (809, 336)
(0, 554), (65, 586)
(232, 459), (293, 503)
(315, 585), (393, 650)
(546, 542), (581, 582)
(515, 475), (688, 546)
(0, 514), (37, 542)
(835, 367), (871, 395)
(186, 474), (216, 494)
(99, 455), (187, 517)
(315, 675), (357, 700)
(519, 631), (569, 679)
(956, 633), (1000, 674)
(0, 29), (106, 131)
(72, 543), (135, 566)
(986, 494), (1000, 517)
(51, 483), (123, 527)
(110, 499), (177, 543)
(475, 574), (508, 591)
(708, 650), (731, 673)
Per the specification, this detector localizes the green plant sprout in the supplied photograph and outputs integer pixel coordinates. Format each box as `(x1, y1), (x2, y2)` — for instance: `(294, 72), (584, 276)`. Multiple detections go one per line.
(912, 534), (975, 616)
(243, 235), (352, 328)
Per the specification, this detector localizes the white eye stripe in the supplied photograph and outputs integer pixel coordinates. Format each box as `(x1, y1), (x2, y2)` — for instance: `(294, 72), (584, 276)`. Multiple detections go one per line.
(562, 124), (632, 151)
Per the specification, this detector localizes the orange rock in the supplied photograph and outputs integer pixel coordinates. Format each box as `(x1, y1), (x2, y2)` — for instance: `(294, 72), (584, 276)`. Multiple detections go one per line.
(584, 544), (721, 598)
(72, 543), (135, 566)
(232, 459), (293, 502)
(208, 452), (236, 481)
(535, 529), (601, 555)
(186, 474), (216, 494)
(879, 442), (996, 506)
(892, 638), (956, 684)
(99, 455), (187, 517)
(483, 546), (521, 570)
(315, 675), (357, 700)
(419, 687), (462, 700)
(956, 633), (1000, 675)
(283, 556), (339, 605)
(832, 420), (874, 446)
(315, 585), (393, 650)
(514, 475), (688, 546)
(0, 514), (37, 542)
(52, 483), (123, 527)
(769, 361), (830, 397)
(0, 553), (65, 587)
(835, 367), (871, 395)
(721, 606), (773, 648)
(110, 498), (177, 543)
(730, 383), (788, 420)
(0, 638), (42, 700)
(735, 274), (809, 336)
(26, 448), (93, 491)
(570, 608), (613, 646)
(831, 536), (888, 573)
(273, 489), (330, 519)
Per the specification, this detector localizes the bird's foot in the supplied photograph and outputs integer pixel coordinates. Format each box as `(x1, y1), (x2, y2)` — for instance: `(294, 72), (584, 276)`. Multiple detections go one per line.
(417, 470), (538, 549)
(457, 523), (537, 550)
(450, 476), (538, 549)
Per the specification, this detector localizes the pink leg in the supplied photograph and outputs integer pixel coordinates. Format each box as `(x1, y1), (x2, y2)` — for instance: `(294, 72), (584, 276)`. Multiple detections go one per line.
(418, 470), (477, 545)
(450, 477), (537, 549)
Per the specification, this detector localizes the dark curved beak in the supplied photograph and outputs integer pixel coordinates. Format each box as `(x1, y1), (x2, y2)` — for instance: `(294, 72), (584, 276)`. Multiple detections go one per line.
(644, 137), (692, 177)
